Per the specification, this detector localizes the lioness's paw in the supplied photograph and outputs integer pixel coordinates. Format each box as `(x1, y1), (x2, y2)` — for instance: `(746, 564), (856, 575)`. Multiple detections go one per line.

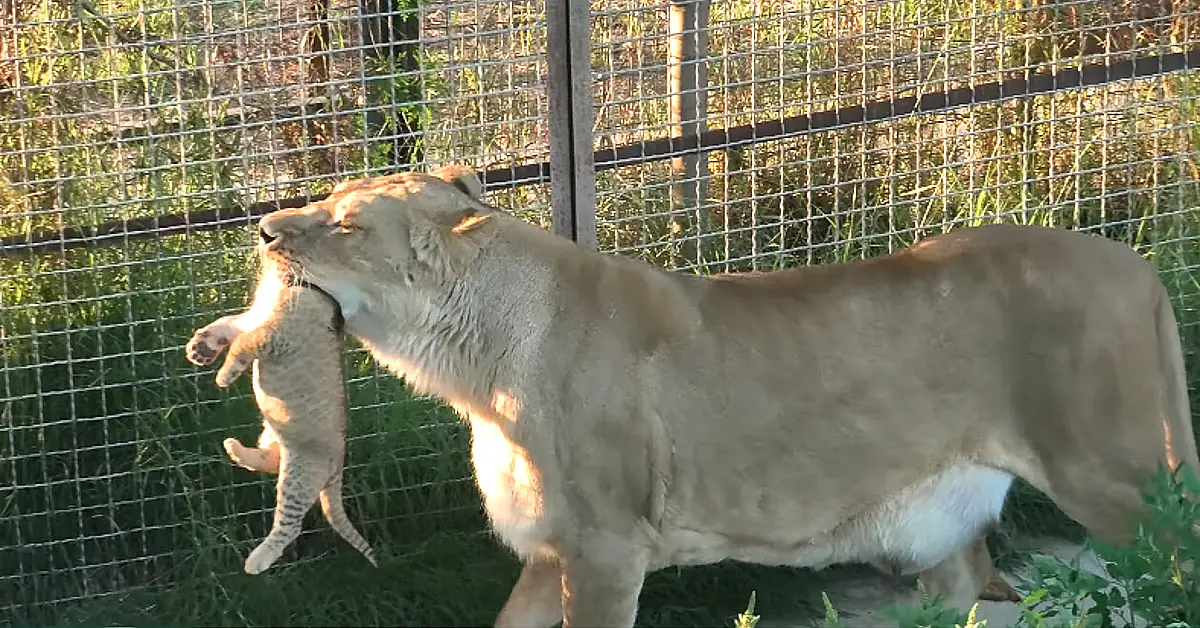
(979, 574), (1023, 603)
(186, 326), (233, 366)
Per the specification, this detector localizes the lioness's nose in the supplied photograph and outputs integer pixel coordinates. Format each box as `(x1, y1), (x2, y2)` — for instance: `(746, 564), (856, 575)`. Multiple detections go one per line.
(259, 211), (287, 241)
(258, 207), (327, 243)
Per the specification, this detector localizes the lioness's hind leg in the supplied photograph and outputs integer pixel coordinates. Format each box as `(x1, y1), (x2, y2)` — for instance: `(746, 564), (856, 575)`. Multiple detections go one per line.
(1043, 475), (1147, 547)
(243, 449), (325, 574)
(494, 559), (563, 628)
(318, 473), (378, 567)
(919, 537), (1016, 611)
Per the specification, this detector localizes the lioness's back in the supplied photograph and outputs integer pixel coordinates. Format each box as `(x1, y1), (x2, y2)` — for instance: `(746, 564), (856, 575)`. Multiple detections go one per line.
(641, 224), (1177, 546)
(698, 224), (1155, 302)
(683, 224), (1161, 371)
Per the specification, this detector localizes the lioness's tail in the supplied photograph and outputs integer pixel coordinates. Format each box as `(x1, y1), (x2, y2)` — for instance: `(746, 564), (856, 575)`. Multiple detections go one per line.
(1156, 287), (1199, 475)
(320, 475), (378, 567)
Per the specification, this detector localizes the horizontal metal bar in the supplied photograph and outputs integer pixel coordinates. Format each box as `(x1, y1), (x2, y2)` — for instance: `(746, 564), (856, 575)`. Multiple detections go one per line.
(591, 48), (1200, 166)
(0, 164), (552, 256)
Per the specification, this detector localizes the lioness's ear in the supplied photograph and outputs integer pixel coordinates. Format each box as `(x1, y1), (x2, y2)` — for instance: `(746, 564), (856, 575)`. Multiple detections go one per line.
(448, 210), (491, 235)
(431, 164), (483, 199)
(410, 207), (491, 277)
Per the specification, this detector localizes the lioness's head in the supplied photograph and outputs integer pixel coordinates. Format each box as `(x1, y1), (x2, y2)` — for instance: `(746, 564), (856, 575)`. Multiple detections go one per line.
(257, 165), (492, 318)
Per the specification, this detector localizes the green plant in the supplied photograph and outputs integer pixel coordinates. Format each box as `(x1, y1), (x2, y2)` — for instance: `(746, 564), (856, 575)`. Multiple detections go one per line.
(1012, 465), (1200, 628)
(734, 591), (761, 628)
(755, 463), (1200, 628)
(821, 592), (845, 628)
(880, 581), (976, 628)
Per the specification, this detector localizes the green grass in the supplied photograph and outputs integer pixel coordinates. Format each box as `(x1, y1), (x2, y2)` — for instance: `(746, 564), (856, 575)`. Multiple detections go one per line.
(0, 234), (483, 612)
(8, 527), (837, 627)
(4, 0), (1200, 625)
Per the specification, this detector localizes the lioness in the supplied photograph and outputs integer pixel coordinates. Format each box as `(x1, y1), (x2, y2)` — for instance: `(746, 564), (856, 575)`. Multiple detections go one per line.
(255, 165), (1196, 628)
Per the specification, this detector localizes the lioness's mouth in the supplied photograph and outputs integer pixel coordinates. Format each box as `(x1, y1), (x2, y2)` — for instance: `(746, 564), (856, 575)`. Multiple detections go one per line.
(253, 225), (353, 318)
(258, 244), (339, 308)
(257, 241), (303, 285)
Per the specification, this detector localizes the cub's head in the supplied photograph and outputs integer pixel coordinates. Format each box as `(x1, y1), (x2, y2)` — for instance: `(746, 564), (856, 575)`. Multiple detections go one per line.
(257, 165), (492, 318)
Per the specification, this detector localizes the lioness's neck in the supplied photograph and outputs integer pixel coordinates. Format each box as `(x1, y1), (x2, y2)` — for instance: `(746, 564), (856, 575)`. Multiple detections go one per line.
(349, 221), (545, 408)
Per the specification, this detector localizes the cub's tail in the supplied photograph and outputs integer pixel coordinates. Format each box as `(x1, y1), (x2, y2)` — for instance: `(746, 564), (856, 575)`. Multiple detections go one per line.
(320, 474), (379, 567)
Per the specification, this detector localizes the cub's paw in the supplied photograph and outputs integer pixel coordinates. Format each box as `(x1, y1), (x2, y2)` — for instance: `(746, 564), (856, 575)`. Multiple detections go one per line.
(214, 354), (252, 389)
(244, 542), (285, 575)
(223, 437), (278, 474)
(222, 437), (248, 465)
(186, 326), (234, 366)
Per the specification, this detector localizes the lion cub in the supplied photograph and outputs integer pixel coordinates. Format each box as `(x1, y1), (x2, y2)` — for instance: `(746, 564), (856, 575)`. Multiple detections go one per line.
(185, 254), (377, 575)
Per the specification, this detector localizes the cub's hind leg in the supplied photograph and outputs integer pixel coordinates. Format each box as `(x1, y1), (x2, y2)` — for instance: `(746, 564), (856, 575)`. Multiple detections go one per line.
(243, 446), (331, 574)
(224, 423), (282, 474)
(318, 471), (378, 567)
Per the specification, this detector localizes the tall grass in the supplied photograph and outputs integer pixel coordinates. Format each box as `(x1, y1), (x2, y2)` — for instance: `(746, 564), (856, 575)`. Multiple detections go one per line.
(2, 0), (1199, 625)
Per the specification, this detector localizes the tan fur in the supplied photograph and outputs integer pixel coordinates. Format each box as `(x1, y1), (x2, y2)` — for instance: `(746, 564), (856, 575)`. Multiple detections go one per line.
(185, 256), (377, 574)
(255, 164), (1196, 627)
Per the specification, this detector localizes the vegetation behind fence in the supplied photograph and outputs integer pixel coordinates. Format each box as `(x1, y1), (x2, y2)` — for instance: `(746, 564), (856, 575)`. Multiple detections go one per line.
(2, 0), (1199, 624)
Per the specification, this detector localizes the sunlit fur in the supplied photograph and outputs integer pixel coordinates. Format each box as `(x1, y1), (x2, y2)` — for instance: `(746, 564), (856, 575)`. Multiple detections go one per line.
(185, 254), (377, 574)
(256, 165), (1196, 628)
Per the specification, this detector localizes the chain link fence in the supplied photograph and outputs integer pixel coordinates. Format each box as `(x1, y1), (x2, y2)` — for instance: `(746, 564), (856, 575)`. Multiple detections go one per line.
(3, 0), (1200, 619)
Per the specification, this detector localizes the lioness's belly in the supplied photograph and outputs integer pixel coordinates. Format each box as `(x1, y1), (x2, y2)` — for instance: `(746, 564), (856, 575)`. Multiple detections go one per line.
(469, 406), (1015, 573)
(656, 463), (1014, 573)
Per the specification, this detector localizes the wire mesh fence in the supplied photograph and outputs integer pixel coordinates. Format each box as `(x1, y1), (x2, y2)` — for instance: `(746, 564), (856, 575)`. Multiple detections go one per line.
(1, 0), (552, 613)
(590, 0), (1200, 275)
(3, 0), (1200, 620)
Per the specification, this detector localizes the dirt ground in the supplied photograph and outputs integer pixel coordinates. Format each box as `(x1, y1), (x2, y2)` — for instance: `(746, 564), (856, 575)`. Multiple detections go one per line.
(762, 537), (1132, 628)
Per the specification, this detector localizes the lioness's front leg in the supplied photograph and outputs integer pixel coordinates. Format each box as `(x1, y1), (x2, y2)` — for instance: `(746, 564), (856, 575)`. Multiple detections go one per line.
(558, 536), (650, 628)
(494, 559), (563, 628)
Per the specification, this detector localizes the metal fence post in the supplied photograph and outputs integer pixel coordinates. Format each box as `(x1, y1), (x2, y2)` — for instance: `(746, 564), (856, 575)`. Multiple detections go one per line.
(668, 0), (711, 269)
(545, 0), (597, 249)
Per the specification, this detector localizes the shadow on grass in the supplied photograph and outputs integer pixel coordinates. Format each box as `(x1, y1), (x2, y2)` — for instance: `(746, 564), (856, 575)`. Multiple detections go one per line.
(14, 527), (827, 628)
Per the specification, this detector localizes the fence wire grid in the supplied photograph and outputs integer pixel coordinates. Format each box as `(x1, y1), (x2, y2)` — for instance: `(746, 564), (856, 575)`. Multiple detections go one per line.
(3, 0), (1200, 617)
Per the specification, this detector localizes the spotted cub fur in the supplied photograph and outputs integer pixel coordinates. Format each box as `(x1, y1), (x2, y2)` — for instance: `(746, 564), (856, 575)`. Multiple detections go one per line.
(186, 255), (377, 574)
